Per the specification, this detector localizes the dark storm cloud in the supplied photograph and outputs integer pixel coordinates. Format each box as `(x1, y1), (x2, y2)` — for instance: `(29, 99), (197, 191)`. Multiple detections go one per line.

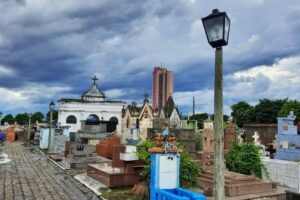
(1, 0), (300, 114)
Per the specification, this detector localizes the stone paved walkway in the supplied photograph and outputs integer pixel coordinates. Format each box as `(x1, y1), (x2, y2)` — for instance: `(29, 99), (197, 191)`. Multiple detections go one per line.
(0, 142), (95, 200)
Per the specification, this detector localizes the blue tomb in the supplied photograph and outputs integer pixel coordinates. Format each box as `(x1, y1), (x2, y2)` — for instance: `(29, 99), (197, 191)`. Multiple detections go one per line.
(275, 111), (300, 160)
(150, 152), (206, 200)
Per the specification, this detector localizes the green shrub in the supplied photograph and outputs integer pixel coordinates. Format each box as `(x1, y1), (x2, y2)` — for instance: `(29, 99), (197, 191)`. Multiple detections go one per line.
(226, 141), (264, 178)
(137, 140), (200, 186)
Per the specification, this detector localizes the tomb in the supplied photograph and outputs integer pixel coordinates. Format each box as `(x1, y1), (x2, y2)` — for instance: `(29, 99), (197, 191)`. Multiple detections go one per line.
(39, 126), (70, 151)
(148, 130), (206, 200)
(275, 111), (300, 160)
(96, 134), (121, 159)
(196, 122), (236, 169)
(5, 126), (16, 142)
(66, 143), (109, 168)
(197, 171), (276, 197)
(87, 144), (144, 188)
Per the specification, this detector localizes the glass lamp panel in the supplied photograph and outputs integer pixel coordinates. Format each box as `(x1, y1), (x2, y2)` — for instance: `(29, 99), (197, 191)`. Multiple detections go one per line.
(224, 16), (230, 43)
(204, 15), (224, 42)
(49, 101), (55, 110)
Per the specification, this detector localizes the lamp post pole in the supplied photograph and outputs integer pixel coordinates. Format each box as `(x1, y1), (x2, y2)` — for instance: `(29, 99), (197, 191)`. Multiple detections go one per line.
(202, 9), (230, 200)
(214, 47), (224, 199)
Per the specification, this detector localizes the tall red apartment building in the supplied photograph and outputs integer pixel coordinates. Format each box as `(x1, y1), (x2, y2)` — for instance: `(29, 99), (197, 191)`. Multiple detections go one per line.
(152, 66), (174, 110)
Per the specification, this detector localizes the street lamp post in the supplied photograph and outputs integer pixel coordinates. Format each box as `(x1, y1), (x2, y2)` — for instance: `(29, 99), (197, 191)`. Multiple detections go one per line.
(28, 113), (32, 143)
(48, 101), (55, 151)
(202, 9), (230, 200)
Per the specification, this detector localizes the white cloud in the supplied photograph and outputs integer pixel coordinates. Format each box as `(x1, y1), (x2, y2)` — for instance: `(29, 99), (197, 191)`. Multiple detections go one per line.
(0, 83), (72, 113)
(0, 65), (14, 77)
(174, 55), (300, 115)
(248, 34), (260, 44)
(105, 88), (136, 99)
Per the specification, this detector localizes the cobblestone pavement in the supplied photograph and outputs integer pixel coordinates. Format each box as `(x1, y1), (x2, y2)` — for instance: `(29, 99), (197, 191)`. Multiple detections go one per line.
(0, 142), (96, 200)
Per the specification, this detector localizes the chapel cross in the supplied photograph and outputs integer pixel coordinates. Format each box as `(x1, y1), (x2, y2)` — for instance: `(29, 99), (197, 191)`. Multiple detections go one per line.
(144, 93), (149, 100)
(92, 75), (98, 84)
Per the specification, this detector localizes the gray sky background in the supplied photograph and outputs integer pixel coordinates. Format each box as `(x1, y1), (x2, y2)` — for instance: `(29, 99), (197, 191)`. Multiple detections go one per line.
(0, 0), (300, 116)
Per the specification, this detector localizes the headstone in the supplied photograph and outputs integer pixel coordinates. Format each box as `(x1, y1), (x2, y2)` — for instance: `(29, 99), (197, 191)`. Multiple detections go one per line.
(202, 128), (214, 153)
(224, 123), (235, 150)
(66, 143), (108, 168)
(53, 135), (69, 153)
(96, 135), (121, 159)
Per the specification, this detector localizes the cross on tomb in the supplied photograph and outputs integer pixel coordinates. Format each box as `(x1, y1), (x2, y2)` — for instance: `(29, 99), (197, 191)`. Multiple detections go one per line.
(252, 131), (260, 145)
(92, 75), (98, 84)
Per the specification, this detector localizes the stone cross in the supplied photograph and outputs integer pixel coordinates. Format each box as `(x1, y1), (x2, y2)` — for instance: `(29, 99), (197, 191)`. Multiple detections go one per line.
(252, 131), (260, 145)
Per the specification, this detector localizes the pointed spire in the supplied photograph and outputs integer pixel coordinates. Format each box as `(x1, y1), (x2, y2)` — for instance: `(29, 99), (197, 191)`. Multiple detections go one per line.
(193, 96), (195, 116)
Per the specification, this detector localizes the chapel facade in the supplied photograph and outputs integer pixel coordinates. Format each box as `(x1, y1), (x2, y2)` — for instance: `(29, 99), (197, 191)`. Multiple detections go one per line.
(57, 76), (126, 133)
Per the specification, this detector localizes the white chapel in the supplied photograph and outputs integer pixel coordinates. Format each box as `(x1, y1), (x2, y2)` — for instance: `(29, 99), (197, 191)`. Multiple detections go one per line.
(57, 76), (126, 133)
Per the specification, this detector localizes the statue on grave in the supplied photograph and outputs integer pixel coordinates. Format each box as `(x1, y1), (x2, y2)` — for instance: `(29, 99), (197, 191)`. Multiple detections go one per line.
(150, 120), (181, 154)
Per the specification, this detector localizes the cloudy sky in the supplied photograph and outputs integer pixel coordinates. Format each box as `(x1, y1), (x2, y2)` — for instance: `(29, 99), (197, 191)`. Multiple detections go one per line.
(0, 0), (300, 116)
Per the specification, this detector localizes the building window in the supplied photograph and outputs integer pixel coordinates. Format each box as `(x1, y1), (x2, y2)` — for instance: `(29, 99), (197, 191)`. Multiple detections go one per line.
(109, 117), (118, 124)
(86, 114), (100, 123)
(66, 115), (77, 124)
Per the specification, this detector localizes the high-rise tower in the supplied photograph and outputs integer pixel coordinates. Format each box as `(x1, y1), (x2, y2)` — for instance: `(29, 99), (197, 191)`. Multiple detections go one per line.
(152, 66), (173, 110)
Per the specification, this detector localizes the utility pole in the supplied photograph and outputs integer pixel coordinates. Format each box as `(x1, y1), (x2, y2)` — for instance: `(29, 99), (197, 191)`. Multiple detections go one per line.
(193, 96), (195, 116)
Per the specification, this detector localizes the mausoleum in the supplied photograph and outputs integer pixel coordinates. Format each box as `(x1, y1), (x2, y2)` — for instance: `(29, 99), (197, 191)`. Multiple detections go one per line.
(58, 76), (126, 133)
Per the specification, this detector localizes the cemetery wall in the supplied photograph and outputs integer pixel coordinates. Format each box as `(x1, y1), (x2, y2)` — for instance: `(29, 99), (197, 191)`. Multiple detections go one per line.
(262, 158), (300, 193)
(243, 124), (277, 145)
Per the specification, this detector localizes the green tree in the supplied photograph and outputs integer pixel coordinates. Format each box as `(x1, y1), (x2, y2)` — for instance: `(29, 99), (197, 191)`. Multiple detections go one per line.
(46, 110), (58, 123)
(231, 101), (255, 127)
(32, 112), (44, 123)
(1, 114), (15, 125)
(254, 98), (287, 123)
(278, 100), (300, 122)
(15, 113), (29, 125)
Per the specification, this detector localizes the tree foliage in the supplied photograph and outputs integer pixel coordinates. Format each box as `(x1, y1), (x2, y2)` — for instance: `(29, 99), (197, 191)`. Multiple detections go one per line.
(278, 100), (300, 122)
(46, 110), (58, 123)
(1, 114), (15, 125)
(226, 142), (264, 178)
(32, 112), (44, 123)
(15, 113), (29, 125)
(231, 99), (288, 127)
(231, 101), (255, 127)
(254, 98), (287, 124)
